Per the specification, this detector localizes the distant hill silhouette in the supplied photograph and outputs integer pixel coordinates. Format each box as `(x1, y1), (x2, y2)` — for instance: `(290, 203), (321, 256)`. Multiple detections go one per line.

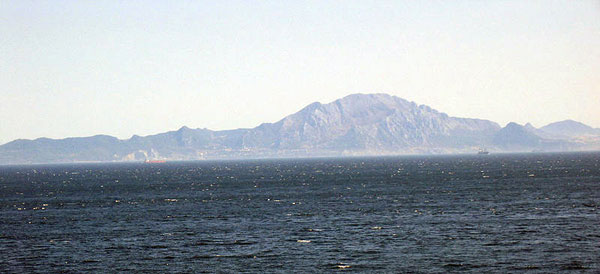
(540, 120), (600, 137)
(1, 93), (598, 164)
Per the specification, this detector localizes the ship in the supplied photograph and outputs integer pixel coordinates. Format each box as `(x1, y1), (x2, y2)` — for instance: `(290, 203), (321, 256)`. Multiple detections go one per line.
(477, 148), (489, 155)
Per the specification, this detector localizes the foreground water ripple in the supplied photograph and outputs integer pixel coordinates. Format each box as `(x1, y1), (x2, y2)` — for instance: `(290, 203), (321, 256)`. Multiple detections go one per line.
(1, 152), (599, 272)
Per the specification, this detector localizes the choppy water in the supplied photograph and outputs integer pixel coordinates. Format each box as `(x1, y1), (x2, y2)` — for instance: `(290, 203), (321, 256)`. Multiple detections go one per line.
(1, 153), (599, 273)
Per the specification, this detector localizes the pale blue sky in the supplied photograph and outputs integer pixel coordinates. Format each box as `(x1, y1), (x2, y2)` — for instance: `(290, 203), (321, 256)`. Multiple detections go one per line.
(1, 0), (599, 144)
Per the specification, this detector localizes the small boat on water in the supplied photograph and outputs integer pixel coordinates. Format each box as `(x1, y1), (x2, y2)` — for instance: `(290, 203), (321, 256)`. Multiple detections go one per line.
(477, 148), (489, 155)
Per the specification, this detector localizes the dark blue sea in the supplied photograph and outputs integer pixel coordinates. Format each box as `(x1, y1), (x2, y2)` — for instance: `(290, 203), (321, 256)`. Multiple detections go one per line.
(1, 153), (599, 273)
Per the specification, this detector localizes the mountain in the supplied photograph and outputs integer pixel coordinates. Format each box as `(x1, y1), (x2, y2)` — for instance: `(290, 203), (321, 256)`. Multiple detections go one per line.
(0, 93), (597, 164)
(491, 121), (600, 152)
(241, 94), (500, 152)
(492, 122), (546, 151)
(0, 135), (124, 164)
(540, 120), (600, 137)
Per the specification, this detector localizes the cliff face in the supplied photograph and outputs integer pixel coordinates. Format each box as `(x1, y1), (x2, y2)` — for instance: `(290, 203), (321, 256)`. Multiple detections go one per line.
(1, 93), (598, 164)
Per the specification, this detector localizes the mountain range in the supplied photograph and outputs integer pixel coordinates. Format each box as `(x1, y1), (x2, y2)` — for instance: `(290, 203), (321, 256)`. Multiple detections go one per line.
(1, 93), (599, 164)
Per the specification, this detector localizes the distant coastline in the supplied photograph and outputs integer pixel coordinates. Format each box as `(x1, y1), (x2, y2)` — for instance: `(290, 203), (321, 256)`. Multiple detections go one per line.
(1, 94), (599, 165)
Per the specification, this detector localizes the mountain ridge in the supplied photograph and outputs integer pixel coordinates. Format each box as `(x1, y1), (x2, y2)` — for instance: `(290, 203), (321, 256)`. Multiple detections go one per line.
(1, 93), (598, 164)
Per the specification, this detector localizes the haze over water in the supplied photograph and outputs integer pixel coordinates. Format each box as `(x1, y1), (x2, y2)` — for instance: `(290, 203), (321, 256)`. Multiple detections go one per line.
(1, 152), (599, 272)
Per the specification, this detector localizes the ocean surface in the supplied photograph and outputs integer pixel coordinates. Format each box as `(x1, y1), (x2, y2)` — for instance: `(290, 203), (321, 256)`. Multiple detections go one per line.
(1, 153), (599, 273)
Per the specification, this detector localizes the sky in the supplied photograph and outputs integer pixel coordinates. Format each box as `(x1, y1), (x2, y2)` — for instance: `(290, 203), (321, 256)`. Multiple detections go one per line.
(1, 0), (599, 145)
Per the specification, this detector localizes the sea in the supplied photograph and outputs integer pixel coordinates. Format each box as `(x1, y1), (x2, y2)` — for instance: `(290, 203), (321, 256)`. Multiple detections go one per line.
(1, 152), (599, 273)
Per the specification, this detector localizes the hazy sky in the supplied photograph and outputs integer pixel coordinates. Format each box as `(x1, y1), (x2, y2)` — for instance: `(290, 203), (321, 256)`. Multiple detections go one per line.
(1, 1), (599, 144)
